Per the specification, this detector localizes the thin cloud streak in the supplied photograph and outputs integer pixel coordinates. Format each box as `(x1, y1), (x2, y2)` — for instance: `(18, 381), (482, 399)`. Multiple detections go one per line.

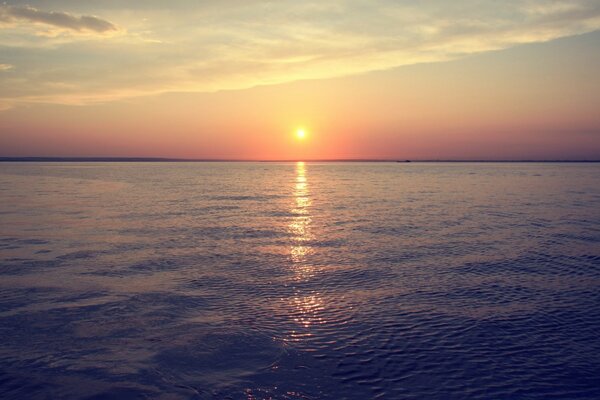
(0, 4), (118, 33)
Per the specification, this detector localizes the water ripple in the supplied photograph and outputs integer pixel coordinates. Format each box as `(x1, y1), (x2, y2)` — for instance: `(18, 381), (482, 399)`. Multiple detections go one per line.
(1, 162), (599, 399)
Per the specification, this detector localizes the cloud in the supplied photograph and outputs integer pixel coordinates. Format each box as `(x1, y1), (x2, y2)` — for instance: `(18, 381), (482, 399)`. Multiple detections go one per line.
(0, 63), (14, 71)
(0, 4), (118, 34)
(0, 0), (600, 107)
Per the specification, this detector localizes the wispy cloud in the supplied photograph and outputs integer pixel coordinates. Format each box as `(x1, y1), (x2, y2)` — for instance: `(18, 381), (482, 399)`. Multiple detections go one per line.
(0, 4), (119, 35)
(0, 63), (13, 71)
(1, 0), (599, 108)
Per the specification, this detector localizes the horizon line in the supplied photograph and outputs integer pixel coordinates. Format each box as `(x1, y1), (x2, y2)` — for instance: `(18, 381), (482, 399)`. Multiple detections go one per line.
(1, 157), (600, 163)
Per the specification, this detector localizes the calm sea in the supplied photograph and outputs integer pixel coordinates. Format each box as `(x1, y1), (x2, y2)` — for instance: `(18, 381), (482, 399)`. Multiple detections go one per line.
(1, 162), (599, 399)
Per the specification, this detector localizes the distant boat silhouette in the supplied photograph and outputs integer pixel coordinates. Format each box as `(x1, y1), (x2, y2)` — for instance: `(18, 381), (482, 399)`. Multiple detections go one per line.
(396, 160), (411, 163)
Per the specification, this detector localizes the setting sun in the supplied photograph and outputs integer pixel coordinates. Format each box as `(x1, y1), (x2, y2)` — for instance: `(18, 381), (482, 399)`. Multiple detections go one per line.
(296, 128), (307, 140)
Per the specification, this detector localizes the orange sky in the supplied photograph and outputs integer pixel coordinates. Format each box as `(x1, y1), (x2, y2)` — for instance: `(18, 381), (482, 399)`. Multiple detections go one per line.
(1, 2), (600, 160)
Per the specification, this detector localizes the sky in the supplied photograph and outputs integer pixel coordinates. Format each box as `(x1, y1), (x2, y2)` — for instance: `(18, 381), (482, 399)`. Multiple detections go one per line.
(1, 0), (600, 160)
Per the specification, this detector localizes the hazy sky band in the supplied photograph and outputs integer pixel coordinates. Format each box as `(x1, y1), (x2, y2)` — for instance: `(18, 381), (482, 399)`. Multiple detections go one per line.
(0, 1), (599, 159)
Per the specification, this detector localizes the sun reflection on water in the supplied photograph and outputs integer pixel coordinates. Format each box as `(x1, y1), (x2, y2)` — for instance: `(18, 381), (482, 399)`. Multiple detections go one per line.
(289, 161), (314, 276)
(285, 162), (326, 340)
(289, 162), (313, 263)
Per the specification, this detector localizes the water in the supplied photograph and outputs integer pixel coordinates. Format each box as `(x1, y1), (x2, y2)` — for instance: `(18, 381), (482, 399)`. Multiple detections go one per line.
(1, 162), (599, 399)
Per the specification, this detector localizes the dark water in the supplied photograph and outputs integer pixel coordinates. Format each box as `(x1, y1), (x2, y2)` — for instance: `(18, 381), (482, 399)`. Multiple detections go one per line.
(1, 162), (599, 399)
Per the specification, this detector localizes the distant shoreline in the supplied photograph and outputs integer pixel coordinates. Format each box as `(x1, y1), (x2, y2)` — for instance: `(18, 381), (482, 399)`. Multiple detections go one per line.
(0, 157), (599, 163)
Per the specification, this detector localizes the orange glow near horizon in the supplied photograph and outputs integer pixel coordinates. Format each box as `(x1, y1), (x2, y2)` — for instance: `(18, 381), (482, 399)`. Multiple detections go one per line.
(0, 27), (599, 160)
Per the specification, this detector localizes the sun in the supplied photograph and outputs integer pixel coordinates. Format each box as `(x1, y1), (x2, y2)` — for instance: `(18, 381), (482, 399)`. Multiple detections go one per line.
(295, 128), (306, 140)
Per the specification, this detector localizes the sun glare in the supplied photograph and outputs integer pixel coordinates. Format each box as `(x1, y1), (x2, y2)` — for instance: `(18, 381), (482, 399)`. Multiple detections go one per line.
(296, 128), (307, 140)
